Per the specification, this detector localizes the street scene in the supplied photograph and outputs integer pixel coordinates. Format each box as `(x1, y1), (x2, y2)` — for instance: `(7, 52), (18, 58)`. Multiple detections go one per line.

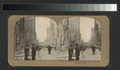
(14, 16), (101, 61)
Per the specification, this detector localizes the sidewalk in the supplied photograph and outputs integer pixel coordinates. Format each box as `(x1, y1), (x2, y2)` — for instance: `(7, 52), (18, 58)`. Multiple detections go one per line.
(15, 48), (101, 60)
(80, 48), (101, 60)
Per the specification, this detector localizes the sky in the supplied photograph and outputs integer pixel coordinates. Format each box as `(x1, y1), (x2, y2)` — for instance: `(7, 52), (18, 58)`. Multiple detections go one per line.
(80, 17), (94, 42)
(35, 17), (94, 42)
(35, 17), (50, 42)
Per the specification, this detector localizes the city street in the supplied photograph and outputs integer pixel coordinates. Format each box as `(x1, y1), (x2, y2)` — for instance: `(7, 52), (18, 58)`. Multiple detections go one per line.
(80, 48), (101, 60)
(36, 48), (57, 60)
(15, 48), (101, 61)
(35, 48), (101, 60)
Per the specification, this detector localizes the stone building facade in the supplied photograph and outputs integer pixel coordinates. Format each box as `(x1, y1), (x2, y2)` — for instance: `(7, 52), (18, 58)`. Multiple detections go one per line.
(44, 19), (57, 46)
(57, 17), (81, 50)
(69, 17), (81, 46)
(14, 17), (36, 51)
(90, 20), (101, 47)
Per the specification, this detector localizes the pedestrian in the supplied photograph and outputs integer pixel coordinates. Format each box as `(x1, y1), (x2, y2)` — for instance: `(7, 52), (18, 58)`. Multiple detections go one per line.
(98, 47), (101, 51)
(24, 45), (29, 60)
(36, 45), (41, 59)
(80, 46), (85, 59)
(32, 43), (36, 60)
(48, 45), (52, 54)
(68, 45), (73, 61)
(80, 46), (83, 55)
(92, 45), (96, 55)
(75, 44), (80, 61)
(54, 47), (56, 51)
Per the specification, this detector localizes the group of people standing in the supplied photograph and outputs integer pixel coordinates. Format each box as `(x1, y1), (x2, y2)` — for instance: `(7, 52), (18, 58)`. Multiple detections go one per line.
(24, 44), (54, 60)
(24, 43), (41, 60)
(68, 44), (83, 61)
(24, 43), (96, 61)
(68, 44), (96, 61)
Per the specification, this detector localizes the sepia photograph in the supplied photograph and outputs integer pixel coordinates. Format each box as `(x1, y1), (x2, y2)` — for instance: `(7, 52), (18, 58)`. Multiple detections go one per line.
(8, 16), (109, 66)
(14, 16), (101, 61)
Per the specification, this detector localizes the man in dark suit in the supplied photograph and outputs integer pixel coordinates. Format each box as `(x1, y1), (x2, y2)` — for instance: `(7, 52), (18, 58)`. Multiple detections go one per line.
(32, 43), (36, 60)
(92, 45), (96, 55)
(48, 45), (52, 54)
(75, 44), (80, 61)
(68, 45), (73, 61)
(24, 45), (29, 60)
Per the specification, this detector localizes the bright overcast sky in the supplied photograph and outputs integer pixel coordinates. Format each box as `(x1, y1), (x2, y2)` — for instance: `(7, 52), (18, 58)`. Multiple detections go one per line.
(80, 17), (94, 42)
(35, 17), (94, 42)
(35, 17), (50, 42)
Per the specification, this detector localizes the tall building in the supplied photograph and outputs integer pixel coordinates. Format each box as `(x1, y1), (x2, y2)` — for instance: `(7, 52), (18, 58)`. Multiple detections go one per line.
(50, 20), (57, 46)
(62, 18), (69, 46)
(57, 18), (70, 50)
(90, 28), (96, 45)
(89, 20), (101, 47)
(57, 17), (81, 50)
(44, 27), (51, 45)
(14, 17), (36, 51)
(44, 19), (57, 46)
(69, 17), (81, 47)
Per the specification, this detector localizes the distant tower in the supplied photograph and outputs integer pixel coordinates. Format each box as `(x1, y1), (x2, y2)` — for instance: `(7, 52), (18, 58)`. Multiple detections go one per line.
(94, 20), (101, 46)
(90, 20), (101, 47)
(44, 19), (57, 46)
(69, 17), (81, 46)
